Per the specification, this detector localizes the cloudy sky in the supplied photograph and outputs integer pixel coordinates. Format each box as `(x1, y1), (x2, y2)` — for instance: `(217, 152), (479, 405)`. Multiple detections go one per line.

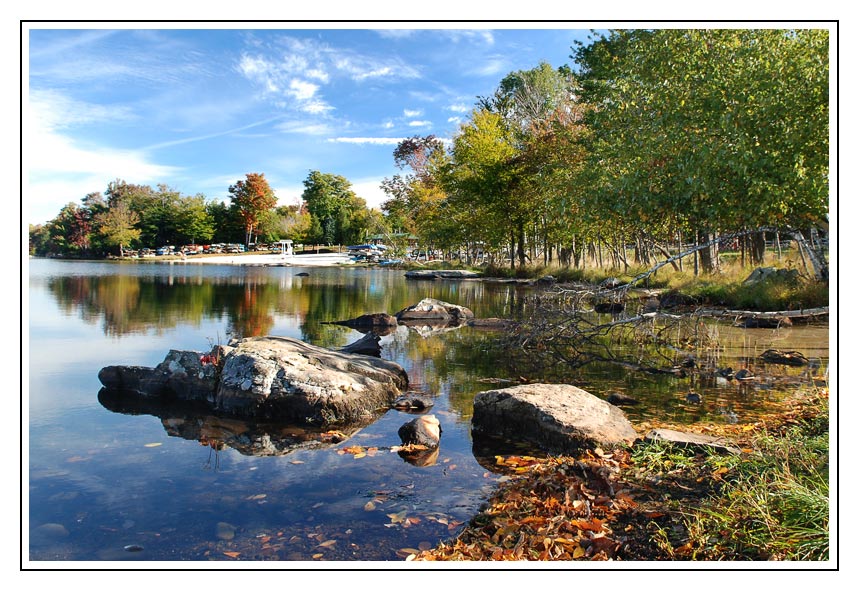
(24, 25), (601, 224)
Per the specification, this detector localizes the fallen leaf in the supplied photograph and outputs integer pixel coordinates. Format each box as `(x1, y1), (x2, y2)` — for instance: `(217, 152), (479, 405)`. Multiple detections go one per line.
(290, 460), (305, 464)
(318, 539), (337, 548)
(312, 553), (323, 559)
(222, 551), (240, 558)
(387, 510), (408, 524)
(364, 501), (376, 511)
(246, 494), (267, 501)
(144, 443), (162, 448)
(353, 452), (367, 459)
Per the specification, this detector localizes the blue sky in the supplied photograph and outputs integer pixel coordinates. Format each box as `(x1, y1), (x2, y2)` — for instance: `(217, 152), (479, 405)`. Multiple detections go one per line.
(24, 25), (600, 225)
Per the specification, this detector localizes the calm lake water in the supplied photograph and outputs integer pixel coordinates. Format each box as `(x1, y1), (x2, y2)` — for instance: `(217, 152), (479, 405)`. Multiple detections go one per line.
(26, 258), (829, 563)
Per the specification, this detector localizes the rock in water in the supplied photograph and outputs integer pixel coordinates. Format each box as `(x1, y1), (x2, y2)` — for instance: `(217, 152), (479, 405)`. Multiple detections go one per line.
(395, 298), (474, 324)
(398, 415), (442, 448)
(99, 336), (409, 425)
(472, 384), (638, 455)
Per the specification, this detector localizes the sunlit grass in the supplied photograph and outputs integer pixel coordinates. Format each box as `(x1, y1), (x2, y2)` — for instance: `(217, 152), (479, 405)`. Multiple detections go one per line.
(633, 389), (830, 561)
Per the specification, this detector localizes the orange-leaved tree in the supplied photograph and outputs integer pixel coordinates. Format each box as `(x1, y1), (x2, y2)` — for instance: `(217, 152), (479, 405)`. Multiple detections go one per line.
(228, 172), (277, 247)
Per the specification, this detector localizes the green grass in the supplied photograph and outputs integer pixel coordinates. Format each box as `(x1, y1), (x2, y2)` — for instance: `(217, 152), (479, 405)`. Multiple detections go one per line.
(631, 389), (830, 561)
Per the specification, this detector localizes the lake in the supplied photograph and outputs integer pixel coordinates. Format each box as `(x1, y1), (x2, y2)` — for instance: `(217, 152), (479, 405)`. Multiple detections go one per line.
(26, 258), (829, 563)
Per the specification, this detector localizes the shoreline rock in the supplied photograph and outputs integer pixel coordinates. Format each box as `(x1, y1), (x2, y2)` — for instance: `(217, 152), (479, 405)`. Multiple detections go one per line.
(99, 335), (409, 425)
(472, 383), (638, 455)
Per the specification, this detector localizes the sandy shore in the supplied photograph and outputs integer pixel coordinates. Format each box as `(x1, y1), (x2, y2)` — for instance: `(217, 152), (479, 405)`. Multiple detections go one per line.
(171, 252), (355, 267)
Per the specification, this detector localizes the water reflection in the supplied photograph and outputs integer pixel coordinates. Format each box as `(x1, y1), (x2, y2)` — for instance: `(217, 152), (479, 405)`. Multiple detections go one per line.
(97, 388), (373, 457)
(28, 259), (829, 562)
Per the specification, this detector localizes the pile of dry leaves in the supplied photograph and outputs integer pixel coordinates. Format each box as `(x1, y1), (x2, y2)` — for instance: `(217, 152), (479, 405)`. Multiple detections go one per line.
(409, 449), (673, 561)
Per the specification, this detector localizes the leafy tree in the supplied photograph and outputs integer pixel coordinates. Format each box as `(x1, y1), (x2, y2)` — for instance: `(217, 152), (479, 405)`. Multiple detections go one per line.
(29, 224), (51, 256)
(448, 108), (524, 267)
(94, 200), (141, 256)
(301, 171), (357, 245)
(573, 29), (829, 273)
(175, 194), (215, 245)
(228, 173), (278, 247)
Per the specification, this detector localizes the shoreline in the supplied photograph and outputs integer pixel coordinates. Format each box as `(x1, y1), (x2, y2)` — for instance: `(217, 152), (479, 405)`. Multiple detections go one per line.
(172, 252), (354, 266)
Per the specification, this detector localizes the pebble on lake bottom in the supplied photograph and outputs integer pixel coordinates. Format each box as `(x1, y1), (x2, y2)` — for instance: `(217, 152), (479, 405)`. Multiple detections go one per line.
(217, 521), (237, 540)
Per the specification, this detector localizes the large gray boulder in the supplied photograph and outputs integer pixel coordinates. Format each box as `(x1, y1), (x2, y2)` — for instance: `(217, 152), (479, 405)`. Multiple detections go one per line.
(99, 336), (408, 425)
(472, 384), (638, 454)
(216, 336), (407, 422)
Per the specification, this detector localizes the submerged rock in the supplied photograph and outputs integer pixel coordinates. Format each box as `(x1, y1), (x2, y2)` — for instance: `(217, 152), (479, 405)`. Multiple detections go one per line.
(760, 349), (809, 366)
(329, 313), (398, 330)
(472, 384), (638, 455)
(606, 392), (639, 406)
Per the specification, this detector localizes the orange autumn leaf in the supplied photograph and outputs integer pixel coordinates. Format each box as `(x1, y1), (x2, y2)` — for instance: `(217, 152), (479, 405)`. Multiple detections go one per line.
(222, 551), (241, 558)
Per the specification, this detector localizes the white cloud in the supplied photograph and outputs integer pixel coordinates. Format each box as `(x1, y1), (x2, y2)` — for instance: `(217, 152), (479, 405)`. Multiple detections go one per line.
(306, 68), (329, 83)
(408, 120), (432, 127)
(30, 88), (136, 130)
(403, 108), (423, 117)
(382, 120), (394, 129)
(447, 116), (462, 124)
(448, 103), (470, 113)
(288, 79), (318, 101)
(373, 29), (417, 39)
(275, 120), (333, 135)
(302, 100), (334, 114)
(25, 93), (179, 223)
(350, 178), (391, 210)
(474, 56), (508, 77)
(441, 30), (495, 45)
(327, 137), (404, 145)
(271, 183), (306, 208)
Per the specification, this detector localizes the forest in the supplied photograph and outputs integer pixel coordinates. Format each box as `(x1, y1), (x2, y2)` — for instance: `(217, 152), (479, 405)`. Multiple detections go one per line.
(29, 29), (830, 281)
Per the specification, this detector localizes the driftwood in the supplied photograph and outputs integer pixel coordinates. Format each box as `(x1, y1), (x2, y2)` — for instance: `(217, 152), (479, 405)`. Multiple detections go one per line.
(693, 307), (829, 325)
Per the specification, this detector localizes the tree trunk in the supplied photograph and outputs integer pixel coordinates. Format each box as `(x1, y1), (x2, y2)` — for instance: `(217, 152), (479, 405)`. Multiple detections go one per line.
(750, 231), (766, 265)
(517, 222), (527, 268)
(697, 230), (720, 274)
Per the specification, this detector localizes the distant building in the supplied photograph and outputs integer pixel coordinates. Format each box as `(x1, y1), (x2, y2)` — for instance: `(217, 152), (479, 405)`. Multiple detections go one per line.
(367, 233), (419, 249)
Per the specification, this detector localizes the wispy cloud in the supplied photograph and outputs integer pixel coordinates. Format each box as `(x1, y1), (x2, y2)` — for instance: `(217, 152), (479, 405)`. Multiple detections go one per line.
(448, 103), (471, 113)
(372, 29), (418, 40)
(473, 55), (509, 77)
(439, 30), (495, 45)
(408, 120), (432, 128)
(144, 116), (287, 150)
(25, 99), (179, 222)
(29, 88), (137, 130)
(288, 79), (319, 101)
(237, 33), (422, 116)
(327, 137), (405, 145)
(403, 108), (423, 117)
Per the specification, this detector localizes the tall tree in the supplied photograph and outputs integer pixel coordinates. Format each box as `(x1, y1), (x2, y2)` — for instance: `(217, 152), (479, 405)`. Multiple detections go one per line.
(573, 29), (829, 274)
(228, 173), (278, 247)
(301, 171), (357, 245)
(94, 200), (141, 257)
(175, 194), (215, 245)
